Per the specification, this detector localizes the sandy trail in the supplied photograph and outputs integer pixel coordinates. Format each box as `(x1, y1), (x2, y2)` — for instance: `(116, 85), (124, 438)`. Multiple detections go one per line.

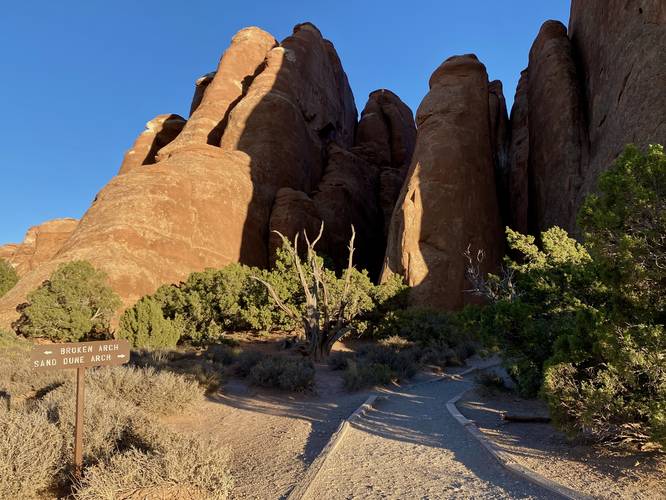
(304, 377), (560, 499)
(165, 367), (370, 499)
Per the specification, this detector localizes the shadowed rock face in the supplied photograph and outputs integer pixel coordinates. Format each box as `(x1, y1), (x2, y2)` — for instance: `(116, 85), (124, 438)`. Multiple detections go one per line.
(355, 89), (417, 235)
(501, 2), (665, 237)
(526, 20), (588, 235)
(568, 0), (666, 209)
(488, 80), (510, 227)
(382, 54), (504, 310)
(0, 219), (79, 276)
(507, 70), (530, 234)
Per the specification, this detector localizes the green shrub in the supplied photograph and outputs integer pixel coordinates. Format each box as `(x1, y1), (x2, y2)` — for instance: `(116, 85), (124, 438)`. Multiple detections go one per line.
(579, 144), (666, 323)
(205, 343), (240, 366)
(0, 407), (64, 499)
(13, 261), (121, 342)
(475, 145), (666, 446)
(122, 239), (407, 347)
(343, 360), (393, 391)
(0, 259), (18, 298)
(234, 350), (264, 377)
(117, 296), (182, 348)
(327, 351), (350, 371)
(247, 356), (315, 392)
(357, 344), (420, 379)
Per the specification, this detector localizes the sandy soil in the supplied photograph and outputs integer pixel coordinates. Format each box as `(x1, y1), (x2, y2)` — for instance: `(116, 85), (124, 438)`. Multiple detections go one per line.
(458, 387), (666, 499)
(304, 376), (556, 499)
(164, 364), (370, 499)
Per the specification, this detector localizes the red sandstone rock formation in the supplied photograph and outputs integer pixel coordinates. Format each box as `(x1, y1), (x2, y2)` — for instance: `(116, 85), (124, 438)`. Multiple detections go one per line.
(568, 0), (666, 210)
(0, 219), (78, 276)
(117, 114), (186, 175)
(354, 90), (416, 236)
(382, 54), (504, 310)
(507, 70), (529, 234)
(526, 20), (588, 235)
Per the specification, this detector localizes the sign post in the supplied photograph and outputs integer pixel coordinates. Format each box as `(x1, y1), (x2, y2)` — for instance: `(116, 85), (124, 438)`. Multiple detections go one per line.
(30, 339), (130, 476)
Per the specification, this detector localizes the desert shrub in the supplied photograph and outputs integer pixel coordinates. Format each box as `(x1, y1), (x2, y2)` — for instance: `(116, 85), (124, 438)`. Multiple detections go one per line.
(122, 236), (406, 347)
(357, 344), (420, 379)
(117, 296), (183, 348)
(248, 356), (315, 392)
(579, 144), (666, 322)
(74, 433), (233, 500)
(544, 323), (666, 445)
(205, 343), (241, 366)
(475, 371), (508, 394)
(31, 382), (148, 464)
(87, 366), (203, 416)
(0, 407), (64, 499)
(343, 360), (393, 391)
(472, 227), (601, 397)
(474, 145), (666, 446)
(327, 351), (350, 371)
(13, 261), (121, 342)
(0, 331), (68, 405)
(0, 259), (18, 298)
(234, 350), (264, 377)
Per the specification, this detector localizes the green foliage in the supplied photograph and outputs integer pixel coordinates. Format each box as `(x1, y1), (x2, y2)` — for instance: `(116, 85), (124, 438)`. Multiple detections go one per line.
(579, 144), (666, 323)
(0, 259), (18, 298)
(343, 360), (394, 391)
(120, 239), (406, 347)
(247, 356), (315, 392)
(117, 297), (182, 348)
(13, 261), (121, 342)
(476, 145), (666, 447)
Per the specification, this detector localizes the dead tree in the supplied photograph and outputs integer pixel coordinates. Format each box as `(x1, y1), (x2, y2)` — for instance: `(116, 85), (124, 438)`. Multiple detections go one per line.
(253, 222), (357, 361)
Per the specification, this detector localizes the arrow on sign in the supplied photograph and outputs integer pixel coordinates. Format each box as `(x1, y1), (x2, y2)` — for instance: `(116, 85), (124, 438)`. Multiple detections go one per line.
(43, 350), (53, 355)
(117, 354), (126, 359)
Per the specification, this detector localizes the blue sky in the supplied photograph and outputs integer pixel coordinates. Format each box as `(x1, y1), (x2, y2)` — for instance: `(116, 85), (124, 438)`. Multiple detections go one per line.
(0, 1), (569, 244)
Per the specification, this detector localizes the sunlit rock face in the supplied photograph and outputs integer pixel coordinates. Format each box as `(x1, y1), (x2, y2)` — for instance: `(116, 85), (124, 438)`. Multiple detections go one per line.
(382, 54), (504, 310)
(2, 1), (662, 326)
(0, 218), (79, 276)
(0, 23), (415, 327)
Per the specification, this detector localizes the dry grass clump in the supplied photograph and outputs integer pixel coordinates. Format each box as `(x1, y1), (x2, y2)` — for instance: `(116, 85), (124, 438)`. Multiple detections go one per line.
(74, 433), (233, 500)
(0, 336), (230, 496)
(31, 382), (152, 464)
(0, 331), (69, 406)
(88, 365), (204, 415)
(0, 407), (64, 499)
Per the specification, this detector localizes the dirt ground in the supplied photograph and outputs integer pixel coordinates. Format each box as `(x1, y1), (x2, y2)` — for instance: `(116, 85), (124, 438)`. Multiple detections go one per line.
(163, 361), (371, 499)
(458, 387), (666, 499)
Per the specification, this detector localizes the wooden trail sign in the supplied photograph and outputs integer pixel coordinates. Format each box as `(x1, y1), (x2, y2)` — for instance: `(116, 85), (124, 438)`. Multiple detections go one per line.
(30, 339), (130, 476)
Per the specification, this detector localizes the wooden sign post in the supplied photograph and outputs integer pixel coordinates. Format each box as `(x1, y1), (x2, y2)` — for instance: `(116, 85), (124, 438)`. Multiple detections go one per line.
(31, 339), (130, 476)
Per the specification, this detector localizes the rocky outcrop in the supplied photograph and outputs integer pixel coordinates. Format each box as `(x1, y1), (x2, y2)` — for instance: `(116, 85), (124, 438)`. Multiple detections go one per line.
(355, 90), (416, 235)
(158, 27), (278, 158)
(382, 54), (504, 310)
(0, 23), (361, 328)
(526, 20), (588, 235)
(0, 218), (78, 276)
(507, 70), (530, 234)
(568, 0), (666, 210)
(189, 72), (216, 116)
(488, 80), (510, 226)
(117, 114), (186, 175)
(268, 187), (322, 262)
